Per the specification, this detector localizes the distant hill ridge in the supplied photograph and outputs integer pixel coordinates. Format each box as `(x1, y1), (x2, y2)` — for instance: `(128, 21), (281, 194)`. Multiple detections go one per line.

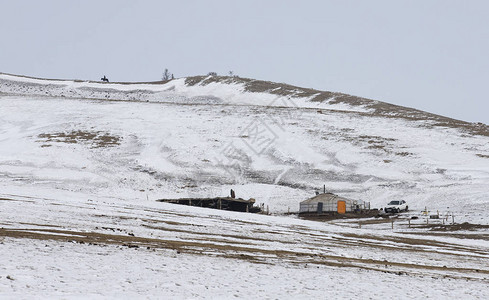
(1, 72), (487, 137)
(185, 75), (488, 137)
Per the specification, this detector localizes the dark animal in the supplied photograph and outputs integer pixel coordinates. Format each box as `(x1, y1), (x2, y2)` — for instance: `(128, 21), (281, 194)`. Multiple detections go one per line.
(101, 75), (109, 82)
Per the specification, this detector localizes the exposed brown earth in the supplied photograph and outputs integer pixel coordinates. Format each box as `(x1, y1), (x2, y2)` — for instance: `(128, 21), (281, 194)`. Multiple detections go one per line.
(412, 222), (489, 232)
(37, 130), (121, 148)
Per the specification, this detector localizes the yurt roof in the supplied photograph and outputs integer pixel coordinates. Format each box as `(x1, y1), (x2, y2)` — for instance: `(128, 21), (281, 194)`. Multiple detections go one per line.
(300, 193), (354, 204)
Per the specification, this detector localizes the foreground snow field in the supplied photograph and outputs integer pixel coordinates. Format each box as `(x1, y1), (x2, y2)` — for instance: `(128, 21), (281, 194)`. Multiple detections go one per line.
(2, 239), (488, 299)
(1, 74), (489, 298)
(1, 193), (489, 299)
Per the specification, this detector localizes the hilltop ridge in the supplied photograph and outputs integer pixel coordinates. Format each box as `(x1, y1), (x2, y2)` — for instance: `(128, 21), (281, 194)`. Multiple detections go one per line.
(1, 72), (487, 137)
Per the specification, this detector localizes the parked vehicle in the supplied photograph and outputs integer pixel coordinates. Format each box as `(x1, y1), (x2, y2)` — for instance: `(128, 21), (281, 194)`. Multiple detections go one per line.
(385, 200), (408, 213)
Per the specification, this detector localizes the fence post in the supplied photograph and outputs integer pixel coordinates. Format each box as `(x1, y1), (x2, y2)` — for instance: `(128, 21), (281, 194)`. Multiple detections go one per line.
(408, 219), (411, 228)
(391, 220), (394, 229)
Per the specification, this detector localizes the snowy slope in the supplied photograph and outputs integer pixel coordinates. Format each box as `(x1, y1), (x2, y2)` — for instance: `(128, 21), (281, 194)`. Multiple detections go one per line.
(1, 73), (488, 219)
(1, 73), (489, 298)
(1, 193), (489, 299)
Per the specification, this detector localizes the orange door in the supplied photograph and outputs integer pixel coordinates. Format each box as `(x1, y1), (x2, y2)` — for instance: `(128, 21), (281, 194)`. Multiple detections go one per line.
(337, 201), (346, 214)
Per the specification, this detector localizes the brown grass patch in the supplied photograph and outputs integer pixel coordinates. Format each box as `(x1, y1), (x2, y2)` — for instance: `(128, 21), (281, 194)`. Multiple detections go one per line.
(395, 152), (412, 157)
(411, 222), (489, 232)
(38, 130), (121, 148)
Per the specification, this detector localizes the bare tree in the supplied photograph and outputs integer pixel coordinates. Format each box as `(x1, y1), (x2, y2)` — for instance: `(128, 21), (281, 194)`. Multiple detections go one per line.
(228, 71), (234, 77)
(162, 68), (173, 81)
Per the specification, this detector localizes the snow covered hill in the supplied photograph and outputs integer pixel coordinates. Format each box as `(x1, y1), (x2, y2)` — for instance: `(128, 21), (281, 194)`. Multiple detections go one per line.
(1, 72), (488, 219)
(1, 73), (488, 298)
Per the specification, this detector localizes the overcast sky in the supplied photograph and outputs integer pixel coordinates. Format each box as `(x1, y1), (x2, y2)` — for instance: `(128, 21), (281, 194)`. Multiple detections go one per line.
(1, 0), (488, 123)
